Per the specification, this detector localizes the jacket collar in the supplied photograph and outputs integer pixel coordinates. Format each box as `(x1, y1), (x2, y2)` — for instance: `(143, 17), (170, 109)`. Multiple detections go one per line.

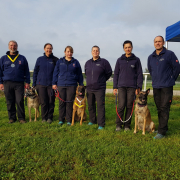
(62, 56), (75, 63)
(152, 47), (166, 57)
(44, 53), (54, 58)
(91, 56), (101, 62)
(6, 51), (19, 56)
(120, 53), (136, 60)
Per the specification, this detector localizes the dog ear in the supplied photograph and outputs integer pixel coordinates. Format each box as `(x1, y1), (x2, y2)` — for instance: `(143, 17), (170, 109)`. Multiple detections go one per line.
(146, 88), (150, 95)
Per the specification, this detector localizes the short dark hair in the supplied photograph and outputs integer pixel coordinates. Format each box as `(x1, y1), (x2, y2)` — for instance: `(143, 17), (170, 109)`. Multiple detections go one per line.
(154, 36), (165, 42)
(123, 40), (133, 48)
(44, 43), (53, 49)
(92, 45), (100, 51)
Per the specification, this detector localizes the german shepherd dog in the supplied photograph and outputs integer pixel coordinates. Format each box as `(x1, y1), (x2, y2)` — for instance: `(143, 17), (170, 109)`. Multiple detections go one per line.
(134, 89), (155, 135)
(71, 86), (87, 126)
(25, 87), (40, 122)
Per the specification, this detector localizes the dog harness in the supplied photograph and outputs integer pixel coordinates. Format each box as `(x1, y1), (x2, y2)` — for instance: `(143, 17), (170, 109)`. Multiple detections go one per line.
(74, 97), (85, 108)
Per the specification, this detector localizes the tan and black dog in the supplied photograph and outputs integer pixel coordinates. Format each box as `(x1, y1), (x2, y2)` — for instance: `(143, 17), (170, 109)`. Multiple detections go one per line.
(71, 86), (87, 126)
(134, 88), (155, 135)
(25, 87), (40, 122)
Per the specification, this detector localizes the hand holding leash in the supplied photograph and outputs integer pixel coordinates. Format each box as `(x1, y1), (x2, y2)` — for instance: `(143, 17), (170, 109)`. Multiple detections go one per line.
(135, 88), (140, 95)
(113, 89), (118, 95)
(0, 84), (4, 91)
(25, 83), (30, 89)
(52, 85), (57, 90)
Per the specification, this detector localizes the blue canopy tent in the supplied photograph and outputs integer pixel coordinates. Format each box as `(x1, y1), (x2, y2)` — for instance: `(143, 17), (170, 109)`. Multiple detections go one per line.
(165, 21), (180, 49)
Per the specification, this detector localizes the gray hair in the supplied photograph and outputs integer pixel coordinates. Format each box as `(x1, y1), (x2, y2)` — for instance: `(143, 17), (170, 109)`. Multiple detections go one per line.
(8, 40), (18, 46)
(92, 45), (100, 52)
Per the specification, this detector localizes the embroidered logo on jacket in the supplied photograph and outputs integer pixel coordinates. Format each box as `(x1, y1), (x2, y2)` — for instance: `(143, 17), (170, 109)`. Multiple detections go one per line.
(60, 63), (65, 65)
(96, 64), (100, 66)
(159, 58), (164, 61)
(19, 61), (21, 64)
(73, 64), (75, 67)
(5, 61), (10, 64)
(49, 62), (53, 64)
(131, 65), (135, 68)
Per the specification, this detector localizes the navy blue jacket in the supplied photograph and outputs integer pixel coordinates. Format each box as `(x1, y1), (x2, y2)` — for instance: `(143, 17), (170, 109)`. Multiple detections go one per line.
(113, 54), (143, 89)
(148, 47), (180, 88)
(52, 57), (83, 86)
(0, 51), (30, 84)
(33, 53), (58, 87)
(85, 57), (112, 91)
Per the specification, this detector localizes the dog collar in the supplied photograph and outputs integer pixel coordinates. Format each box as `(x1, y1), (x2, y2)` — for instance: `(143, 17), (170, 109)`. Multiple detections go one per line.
(77, 95), (84, 98)
(25, 93), (37, 99)
(138, 103), (147, 107)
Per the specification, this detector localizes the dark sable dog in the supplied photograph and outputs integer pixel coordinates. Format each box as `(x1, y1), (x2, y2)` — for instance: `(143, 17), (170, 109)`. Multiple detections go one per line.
(134, 88), (155, 135)
(71, 86), (87, 126)
(25, 87), (40, 122)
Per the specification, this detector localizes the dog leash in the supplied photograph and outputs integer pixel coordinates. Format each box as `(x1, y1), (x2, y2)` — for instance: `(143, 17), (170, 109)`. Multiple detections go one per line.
(115, 93), (136, 123)
(54, 90), (74, 103)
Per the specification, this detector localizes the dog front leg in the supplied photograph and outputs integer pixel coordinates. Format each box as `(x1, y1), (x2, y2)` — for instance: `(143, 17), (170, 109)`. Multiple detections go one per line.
(37, 107), (40, 117)
(80, 110), (84, 126)
(134, 115), (138, 134)
(142, 118), (146, 135)
(28, 107), (31, 122)
(71, 110), (76, 126)
(34, 108), (37, 122)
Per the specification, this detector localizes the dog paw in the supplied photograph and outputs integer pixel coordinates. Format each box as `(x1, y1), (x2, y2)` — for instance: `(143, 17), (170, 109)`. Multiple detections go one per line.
(142, 132), (145, 135)
(134, 131), (137, 134)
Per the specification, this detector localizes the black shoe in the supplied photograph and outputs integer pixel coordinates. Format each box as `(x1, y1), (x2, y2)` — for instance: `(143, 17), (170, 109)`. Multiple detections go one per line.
(116, 126), (122, 131)
(47, 119), (52, 124)
(42, 119), (46, 123)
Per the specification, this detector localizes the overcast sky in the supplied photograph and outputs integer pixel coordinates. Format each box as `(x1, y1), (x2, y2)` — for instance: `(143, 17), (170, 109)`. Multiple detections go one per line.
(0, 0), (180, 71)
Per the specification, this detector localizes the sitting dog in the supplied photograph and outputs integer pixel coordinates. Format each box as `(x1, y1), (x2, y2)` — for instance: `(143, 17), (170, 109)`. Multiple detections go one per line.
(134, 88), (155, 135)
(71, 85), (87, 126)
(25, 87), (40, 122)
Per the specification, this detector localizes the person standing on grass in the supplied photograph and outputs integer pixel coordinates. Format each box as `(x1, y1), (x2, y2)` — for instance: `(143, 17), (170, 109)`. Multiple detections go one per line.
(33, 43), (59, 124)
(113, 40), (143, 131)
(0, 40), (30, 124)
(52, 46), (83, 126)
(85, 46), (112, 130)
(148, 36), (180, 139)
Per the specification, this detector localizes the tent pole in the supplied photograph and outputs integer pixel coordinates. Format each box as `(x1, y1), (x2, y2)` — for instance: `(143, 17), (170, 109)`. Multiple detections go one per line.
(165, 41), (168, 49)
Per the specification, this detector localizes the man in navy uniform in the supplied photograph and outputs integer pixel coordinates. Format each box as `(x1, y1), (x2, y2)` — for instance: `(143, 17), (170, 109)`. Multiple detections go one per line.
(148, 36), (180, 139)
(85, 46), (112, 130)
(0, 40), (30, 123)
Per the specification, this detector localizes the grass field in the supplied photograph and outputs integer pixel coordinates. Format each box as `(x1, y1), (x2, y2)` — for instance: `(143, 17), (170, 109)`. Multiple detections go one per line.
(1, 91), (180, 179)
(106, 81), (180, 90)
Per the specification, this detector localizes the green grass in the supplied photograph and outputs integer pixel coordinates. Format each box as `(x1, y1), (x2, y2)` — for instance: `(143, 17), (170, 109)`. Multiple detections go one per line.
(1, 93), (180, 179)
(106, 81), (180, 90)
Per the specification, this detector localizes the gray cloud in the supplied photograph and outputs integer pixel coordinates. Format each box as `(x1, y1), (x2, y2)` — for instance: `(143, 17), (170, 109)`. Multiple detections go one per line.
(0, 0), (180, 71)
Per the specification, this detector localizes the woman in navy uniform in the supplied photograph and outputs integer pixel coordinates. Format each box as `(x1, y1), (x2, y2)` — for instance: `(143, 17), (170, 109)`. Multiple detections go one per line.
(113, 40), (143, 131)
(52, 46), (83, 126)
(33, 43), (58, 124)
